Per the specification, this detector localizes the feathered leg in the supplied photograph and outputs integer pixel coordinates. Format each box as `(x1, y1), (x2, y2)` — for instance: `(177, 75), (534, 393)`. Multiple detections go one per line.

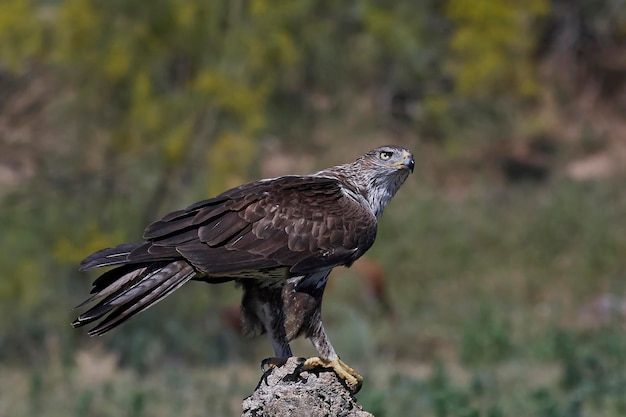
(241, 281), (293, 359)
(289, 271), (364, 392)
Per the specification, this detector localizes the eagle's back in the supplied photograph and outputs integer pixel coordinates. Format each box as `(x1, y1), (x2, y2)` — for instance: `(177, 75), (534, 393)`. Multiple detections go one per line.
(138, 175), (378, 277)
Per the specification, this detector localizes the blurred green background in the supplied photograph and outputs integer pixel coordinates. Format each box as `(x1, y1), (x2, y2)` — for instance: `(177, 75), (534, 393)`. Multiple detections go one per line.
(1, 0), (626, 416)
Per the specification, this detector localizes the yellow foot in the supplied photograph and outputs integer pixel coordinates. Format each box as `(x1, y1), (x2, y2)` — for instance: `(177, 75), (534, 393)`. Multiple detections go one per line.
(303, 357), (363, 393)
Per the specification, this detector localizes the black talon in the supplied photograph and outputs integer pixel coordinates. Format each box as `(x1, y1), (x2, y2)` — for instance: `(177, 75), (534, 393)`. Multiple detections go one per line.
(260, 357), (289, 372)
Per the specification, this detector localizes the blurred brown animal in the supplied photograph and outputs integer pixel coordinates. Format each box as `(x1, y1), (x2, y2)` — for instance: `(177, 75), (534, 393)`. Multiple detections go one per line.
(346, 257), (396, 319)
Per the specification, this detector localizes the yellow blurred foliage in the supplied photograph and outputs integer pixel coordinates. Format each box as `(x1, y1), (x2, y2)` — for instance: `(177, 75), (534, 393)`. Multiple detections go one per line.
(193, 70), (268, 133)
(207, 132), (257, 195)
(130, 71), (164, 134)
(446, 0), (549, 98)
(104, 36), (133, 81)
(162, 119), (193, 165)
(0, 0), (44, 69)
(54, 0), (100, 65)
(53, 223), (124, 266)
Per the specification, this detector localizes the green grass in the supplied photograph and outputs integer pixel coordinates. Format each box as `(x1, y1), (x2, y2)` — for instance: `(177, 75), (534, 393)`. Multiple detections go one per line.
(2, 330), (625, 417)
(0, 358), (258, 417)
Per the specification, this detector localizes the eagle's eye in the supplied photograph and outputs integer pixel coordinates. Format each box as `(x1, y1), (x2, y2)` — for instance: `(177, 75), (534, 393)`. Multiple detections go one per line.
(379, 151), (393, 161)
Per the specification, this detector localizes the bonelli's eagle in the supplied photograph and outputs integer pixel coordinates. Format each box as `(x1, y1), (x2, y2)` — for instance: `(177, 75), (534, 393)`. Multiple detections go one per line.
(73, 145), (414, 390)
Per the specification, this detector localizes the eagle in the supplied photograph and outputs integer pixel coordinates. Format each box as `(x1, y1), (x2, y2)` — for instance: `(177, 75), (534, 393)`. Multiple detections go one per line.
(72, 145), (414, 390)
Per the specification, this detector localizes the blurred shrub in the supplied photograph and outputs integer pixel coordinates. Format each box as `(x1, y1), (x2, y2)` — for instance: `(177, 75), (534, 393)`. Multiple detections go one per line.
(446, 0), (549, 98)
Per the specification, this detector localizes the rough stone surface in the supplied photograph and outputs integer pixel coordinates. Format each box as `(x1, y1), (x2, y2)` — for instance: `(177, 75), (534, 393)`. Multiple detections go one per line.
(242, 357), (374, 417)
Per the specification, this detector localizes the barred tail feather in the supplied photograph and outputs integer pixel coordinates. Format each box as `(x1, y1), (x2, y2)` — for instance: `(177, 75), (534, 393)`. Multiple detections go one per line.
(72, 261), (196, 335)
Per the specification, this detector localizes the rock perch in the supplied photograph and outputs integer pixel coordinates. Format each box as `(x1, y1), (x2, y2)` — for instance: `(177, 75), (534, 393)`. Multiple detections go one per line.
(242, 357), (374, 417)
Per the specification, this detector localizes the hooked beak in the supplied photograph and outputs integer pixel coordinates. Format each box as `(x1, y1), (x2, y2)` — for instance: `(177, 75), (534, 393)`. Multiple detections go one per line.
(389, 149), (415, 173)
(402, 151), (415, 173)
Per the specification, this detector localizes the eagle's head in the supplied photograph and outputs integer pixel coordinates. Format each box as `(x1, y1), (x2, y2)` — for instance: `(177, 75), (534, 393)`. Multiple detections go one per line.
(322, 145), (414, 218)
(362, 145), (415, 175)
(359, 145), (414, 217)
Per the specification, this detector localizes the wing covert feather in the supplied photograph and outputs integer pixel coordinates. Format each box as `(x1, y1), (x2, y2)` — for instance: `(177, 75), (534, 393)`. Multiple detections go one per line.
(138, 175), (378, 276)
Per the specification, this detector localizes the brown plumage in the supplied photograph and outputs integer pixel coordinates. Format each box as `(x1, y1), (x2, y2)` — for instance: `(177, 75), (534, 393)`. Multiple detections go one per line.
(73, 145), (414, 386)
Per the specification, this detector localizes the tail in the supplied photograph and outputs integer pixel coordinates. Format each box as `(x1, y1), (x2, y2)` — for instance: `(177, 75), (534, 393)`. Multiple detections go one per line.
(73, 243), (196, 336)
